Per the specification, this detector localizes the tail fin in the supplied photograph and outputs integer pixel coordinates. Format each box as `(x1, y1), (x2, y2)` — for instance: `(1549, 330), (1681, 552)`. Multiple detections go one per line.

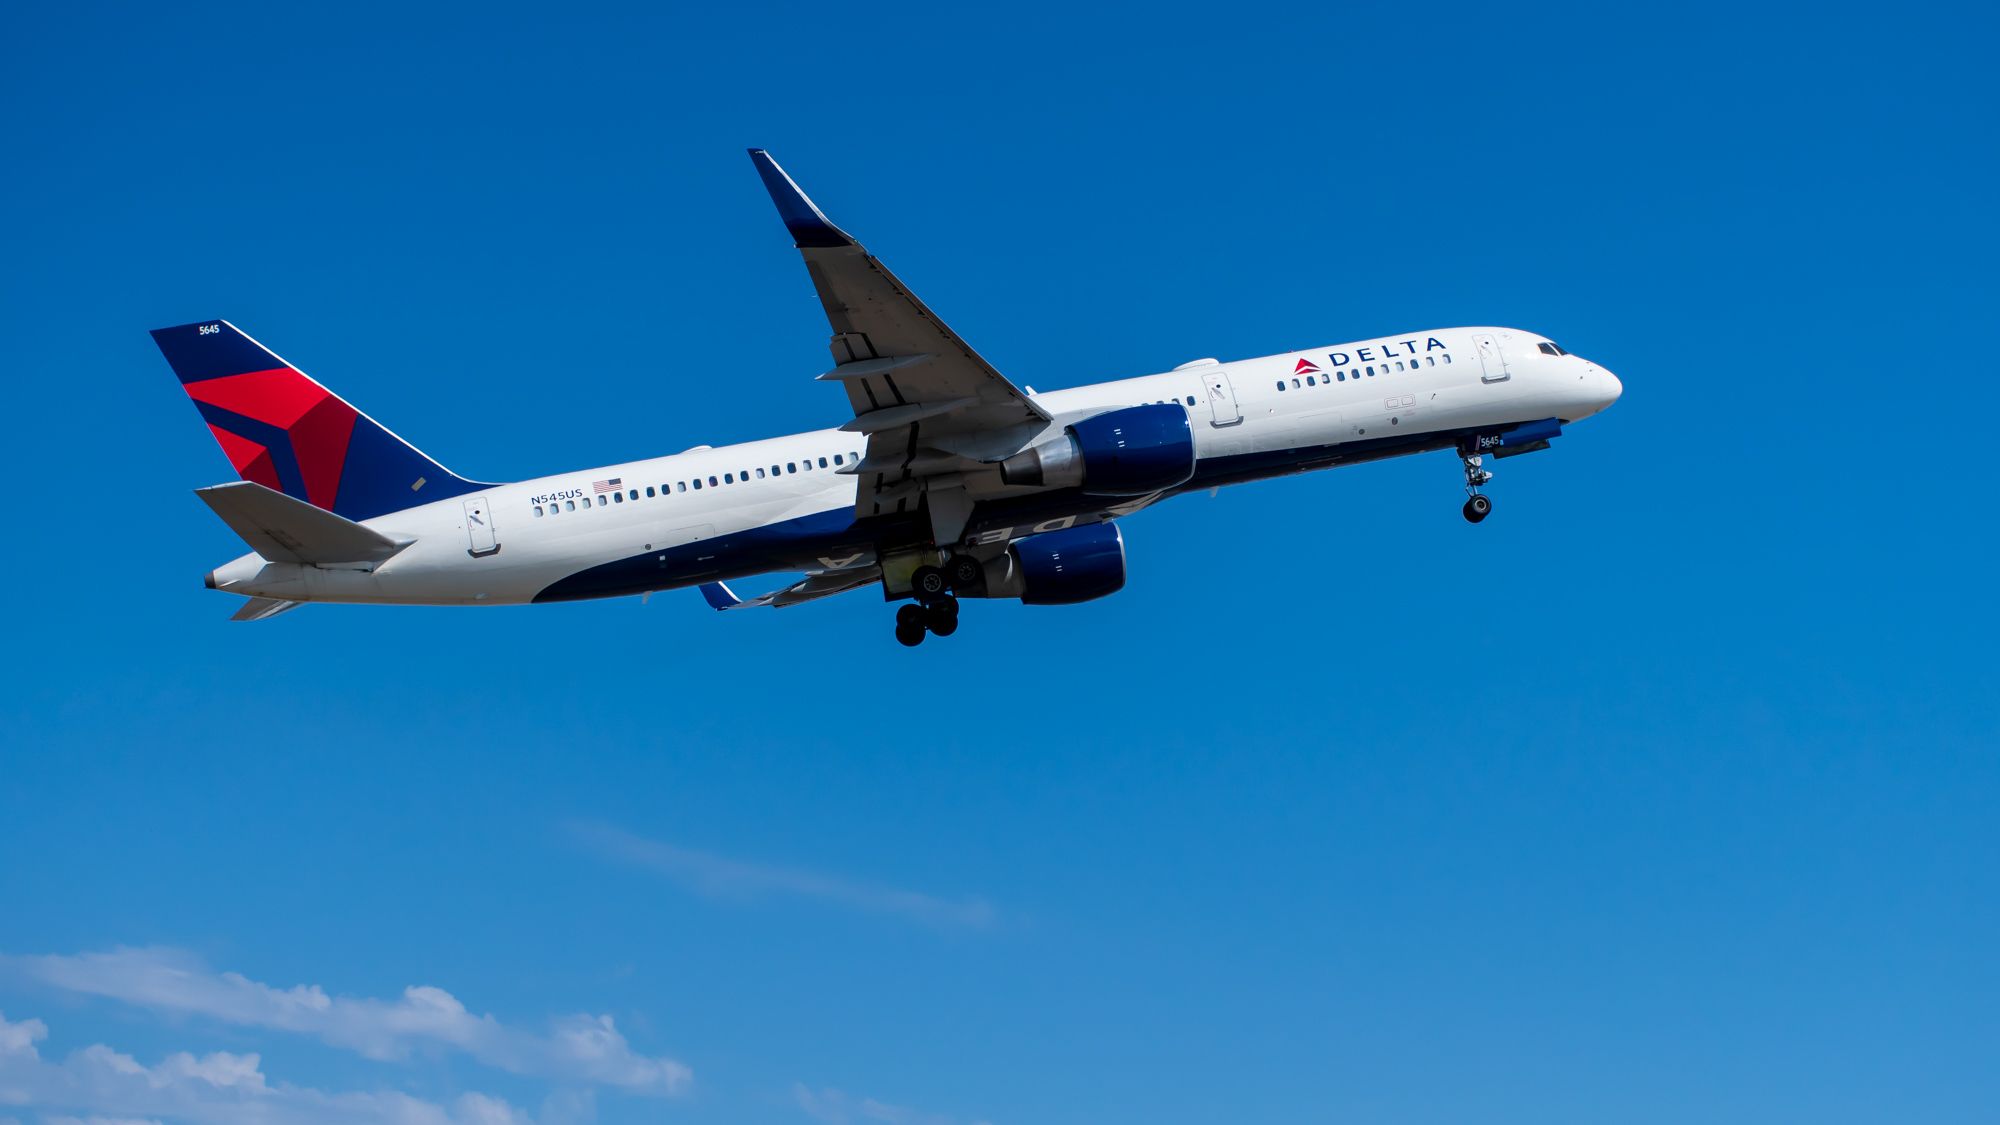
(151, 320), (486, 522)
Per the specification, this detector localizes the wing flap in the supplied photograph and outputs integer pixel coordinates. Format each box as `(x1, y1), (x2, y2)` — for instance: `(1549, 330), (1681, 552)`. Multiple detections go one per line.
(699, 567), (881, 611)
(230, 596), (302, 622)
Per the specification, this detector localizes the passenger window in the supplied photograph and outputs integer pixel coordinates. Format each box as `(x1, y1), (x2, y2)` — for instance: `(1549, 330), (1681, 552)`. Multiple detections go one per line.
(1365, 365), (1375, 376)
(1336, 371), (1345, 382)
(693, 479), (702, 490)
(677, 482), (686, 492)
(833, 454), (845, 466)
(818, 457), (828, 468)
(598, 495), (608, 507)
(787, 462), (797, 473)
(1443, 354), (1452, 364)
(1276, 381), (1285, 391)
(708, 476), (718, 487)
(613, 492), (623, 503)
(645, 486), (655, 497)
(533, 505), (543, 517)
(565, 500), (575, 511)
(1306, 376), (1315, 386)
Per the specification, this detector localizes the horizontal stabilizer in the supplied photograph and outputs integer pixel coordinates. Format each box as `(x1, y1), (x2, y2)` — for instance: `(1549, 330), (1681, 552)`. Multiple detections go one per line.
(197, 481), (410, 565)
(230, 596), (302, 622)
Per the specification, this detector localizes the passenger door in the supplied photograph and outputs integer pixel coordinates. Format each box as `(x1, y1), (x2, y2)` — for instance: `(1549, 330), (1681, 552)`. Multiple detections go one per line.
(1472, 332), (1509, 383)
(463, 496), (499, 557)
(1203, 370), (1242, 427)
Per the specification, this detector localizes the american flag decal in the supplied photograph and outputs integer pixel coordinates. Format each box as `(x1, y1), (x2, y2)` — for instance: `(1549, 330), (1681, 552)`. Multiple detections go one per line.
(593, 478), (623, 493)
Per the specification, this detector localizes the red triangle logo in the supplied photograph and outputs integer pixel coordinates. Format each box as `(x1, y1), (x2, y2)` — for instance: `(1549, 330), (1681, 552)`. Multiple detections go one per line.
(1293, 358), (1320, 375)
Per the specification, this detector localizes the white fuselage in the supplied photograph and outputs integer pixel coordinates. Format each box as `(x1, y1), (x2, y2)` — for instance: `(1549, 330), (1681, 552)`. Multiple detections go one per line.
(206, 327), (1620, 606)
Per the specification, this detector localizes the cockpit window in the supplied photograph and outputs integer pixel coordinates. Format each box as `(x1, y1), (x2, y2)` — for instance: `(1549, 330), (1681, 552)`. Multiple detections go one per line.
(1538, 342), (1569, 356)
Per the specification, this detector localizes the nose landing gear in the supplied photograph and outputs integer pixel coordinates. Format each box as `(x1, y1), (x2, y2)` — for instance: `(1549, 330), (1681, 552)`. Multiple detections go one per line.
(1460, 453), (1494, 524)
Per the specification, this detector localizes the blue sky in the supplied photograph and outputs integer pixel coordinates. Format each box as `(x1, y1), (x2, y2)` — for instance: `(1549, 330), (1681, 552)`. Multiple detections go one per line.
(2, 2), (1995, 1122)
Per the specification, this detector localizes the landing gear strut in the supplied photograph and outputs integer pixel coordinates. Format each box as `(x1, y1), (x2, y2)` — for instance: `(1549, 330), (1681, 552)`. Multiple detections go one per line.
(1460, 453), (1494, 524)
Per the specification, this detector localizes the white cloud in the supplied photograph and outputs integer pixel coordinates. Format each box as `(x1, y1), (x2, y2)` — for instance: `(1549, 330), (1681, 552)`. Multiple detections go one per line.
(569, 822), (996, 930)
(1, 1011), (537, 1125)
(1, 950), (688, 1097)
(790, 1083), (990, 1125)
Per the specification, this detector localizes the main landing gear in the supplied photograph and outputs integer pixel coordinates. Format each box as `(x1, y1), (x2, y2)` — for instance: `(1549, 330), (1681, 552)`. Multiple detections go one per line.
(894, 599), (958, 646)
(1460, 452), (1494, 524)
(894, 554), (983, 647)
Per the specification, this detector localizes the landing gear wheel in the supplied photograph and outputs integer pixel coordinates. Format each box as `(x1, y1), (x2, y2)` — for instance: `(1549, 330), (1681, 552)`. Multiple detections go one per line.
(945, 554), (983, 593)
(911, 565), (949, 600)
(894, 603), (927, 647)
(925, 598), (960, 637)
(1463, 494), (1492, 523)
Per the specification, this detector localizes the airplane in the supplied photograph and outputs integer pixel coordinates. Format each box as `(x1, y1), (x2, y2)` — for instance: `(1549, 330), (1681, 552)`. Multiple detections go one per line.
(155, 149), (1622, 645)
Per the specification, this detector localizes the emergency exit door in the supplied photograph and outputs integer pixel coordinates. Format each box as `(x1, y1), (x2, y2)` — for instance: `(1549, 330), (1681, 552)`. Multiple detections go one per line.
(1472, 332), (1510, 383)
(1204, 370), (1242, 426)
(463, 496), (499, 557)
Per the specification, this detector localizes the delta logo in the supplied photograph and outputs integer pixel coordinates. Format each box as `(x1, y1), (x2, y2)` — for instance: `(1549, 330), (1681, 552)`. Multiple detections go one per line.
(1292, 358), (1321, 376)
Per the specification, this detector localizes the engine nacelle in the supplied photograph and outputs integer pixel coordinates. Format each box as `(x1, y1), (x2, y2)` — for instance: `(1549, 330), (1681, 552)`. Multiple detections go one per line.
(998, 403), (1195, 497)
(979, 523), (1127, 605)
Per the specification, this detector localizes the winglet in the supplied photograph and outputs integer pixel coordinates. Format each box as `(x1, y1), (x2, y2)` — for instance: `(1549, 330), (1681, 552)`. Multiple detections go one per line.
(747, 149), (855, 248)
(698, 581), (741, 610)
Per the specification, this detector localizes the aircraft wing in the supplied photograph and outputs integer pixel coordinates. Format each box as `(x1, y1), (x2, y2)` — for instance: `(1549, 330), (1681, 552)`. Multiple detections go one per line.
(699, 565), (882, 611)
(749, 150), (1051, 542)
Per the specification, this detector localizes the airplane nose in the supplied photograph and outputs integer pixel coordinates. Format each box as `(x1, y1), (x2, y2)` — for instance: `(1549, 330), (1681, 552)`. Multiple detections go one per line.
(1598, 366), (1623, 406)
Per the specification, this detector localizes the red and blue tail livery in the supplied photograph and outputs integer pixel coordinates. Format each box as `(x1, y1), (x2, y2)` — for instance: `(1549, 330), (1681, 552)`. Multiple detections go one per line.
(152, 321), (484, 522)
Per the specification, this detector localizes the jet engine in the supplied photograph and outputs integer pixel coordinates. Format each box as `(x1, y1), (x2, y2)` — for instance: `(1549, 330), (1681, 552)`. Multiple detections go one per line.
(997, 403), (1195, 496)
(977, 523), (1127, 605)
